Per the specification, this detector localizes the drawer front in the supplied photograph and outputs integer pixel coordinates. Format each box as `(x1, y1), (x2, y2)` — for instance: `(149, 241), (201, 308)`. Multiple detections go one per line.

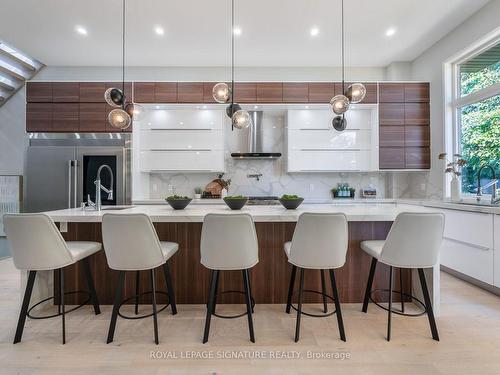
(288, 109), (373, 130)
(139, 130), (223, 151)
(288, 129), (371, 150)
(440, 238), (494, 284)
(442, 209), (493, 249)
(142, 109), (224, 130)
(288, 150), (371, 172)
(140, 150), (224, 172)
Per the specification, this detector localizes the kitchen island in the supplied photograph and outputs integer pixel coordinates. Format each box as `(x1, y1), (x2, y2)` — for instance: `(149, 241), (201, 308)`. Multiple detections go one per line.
(40, 203), (440, 310)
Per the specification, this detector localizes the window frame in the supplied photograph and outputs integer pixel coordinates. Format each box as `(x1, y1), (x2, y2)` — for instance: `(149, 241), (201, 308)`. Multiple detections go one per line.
(444, 32), (500, 198)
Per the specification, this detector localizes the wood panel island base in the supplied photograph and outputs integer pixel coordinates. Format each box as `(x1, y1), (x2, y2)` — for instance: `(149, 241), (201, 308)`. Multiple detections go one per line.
(59, 221), (410, 305)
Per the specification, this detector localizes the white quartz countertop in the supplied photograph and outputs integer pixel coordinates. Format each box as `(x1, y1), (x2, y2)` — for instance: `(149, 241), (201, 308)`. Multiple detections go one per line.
(44, 202), (436, 223)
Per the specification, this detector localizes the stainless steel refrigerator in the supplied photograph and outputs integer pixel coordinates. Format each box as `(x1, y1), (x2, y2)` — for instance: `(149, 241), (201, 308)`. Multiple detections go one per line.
(25, 133), (131, 213)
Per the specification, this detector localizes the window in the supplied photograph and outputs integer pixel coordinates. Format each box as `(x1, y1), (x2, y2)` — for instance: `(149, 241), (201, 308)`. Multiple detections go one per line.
(453, 41), (500, 195)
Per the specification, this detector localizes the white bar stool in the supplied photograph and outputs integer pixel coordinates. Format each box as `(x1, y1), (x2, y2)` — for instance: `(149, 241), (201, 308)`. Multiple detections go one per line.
(284, 212), (348, 342)
(101, 213), (178, 345)
(3, 213), (101, 344)
(200, 213), (259, 343)
(360, 212), (445, 341)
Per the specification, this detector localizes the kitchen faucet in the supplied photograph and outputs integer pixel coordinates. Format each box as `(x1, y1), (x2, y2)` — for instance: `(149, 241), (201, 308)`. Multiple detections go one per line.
(247, 173), (263, 181)
(476, 164), (499, 205)
(87, 164), (114, 211)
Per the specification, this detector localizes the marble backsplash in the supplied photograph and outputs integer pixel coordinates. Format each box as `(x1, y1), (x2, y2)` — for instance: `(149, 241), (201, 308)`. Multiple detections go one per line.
(147, 111), (396, 200)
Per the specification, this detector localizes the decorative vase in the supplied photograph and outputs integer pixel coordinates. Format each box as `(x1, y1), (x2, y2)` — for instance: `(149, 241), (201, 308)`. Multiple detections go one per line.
(194, 193), (201, 199)
(221, 188), (228, 198)
(450, 176), (462, 202)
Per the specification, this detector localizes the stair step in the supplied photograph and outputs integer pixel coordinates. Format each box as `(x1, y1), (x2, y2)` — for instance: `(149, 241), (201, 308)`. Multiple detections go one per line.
(0, 42), (37, 71)
(0, 75), (17, 90)
(0, 60), (28, 80)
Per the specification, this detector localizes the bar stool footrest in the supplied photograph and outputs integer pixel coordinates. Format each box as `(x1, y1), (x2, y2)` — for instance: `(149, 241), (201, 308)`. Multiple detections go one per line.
(118, 291), (170, 320)
(27, 291), (91, 319)
(369, 289), (427, 317)
(290, 289), (337, 318)
(212, 290), (256, 319)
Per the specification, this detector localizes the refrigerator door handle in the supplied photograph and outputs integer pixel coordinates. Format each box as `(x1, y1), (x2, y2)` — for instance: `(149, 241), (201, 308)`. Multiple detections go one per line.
(68, 160), (73, 208)
(73, 160), (78, 208)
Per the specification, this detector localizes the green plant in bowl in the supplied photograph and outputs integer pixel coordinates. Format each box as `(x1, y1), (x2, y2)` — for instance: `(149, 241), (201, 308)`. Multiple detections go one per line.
(279, 194), (304, 209)
(165, 195), (192, 210)
(223, 195), (248, 210)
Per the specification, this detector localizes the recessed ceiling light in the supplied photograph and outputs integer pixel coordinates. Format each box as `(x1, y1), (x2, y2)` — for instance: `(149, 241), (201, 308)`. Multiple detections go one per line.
(385, 27), (396, 37)
(154, 26), (165, 36)
(233, 26), (242, 36)
(75, 25), (88, 36)
(310, 27), (319, 37)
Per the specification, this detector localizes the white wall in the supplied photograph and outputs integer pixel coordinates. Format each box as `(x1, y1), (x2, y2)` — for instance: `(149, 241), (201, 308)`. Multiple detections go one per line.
(409, 0), (500, 199)
(34, 66), (387, 82)
(0, 88), (27, 175)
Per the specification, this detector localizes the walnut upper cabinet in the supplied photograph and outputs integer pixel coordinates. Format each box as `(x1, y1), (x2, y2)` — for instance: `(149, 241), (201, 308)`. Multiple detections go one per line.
(177, 82), (204, 103)
(26, 82), (53, 103)
(378, 82), (430, 170)
(26, 103), (53, 132)
(79, 82), (107, 103)
(283, 83), (309, 103)
(233, 83), (257, 103)
(133, 82), (155, 103)
(155, 82), (177, 103)
(52, 83), (79, 102)
(308, 83), (336, 103)
(256, 83), (283, 103)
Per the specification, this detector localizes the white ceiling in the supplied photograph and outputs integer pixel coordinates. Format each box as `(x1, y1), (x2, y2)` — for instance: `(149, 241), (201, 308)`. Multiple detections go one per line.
(0, 0), (490, 67)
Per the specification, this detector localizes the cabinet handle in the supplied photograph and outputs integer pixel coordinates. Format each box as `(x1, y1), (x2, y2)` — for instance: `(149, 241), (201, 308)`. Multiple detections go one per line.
(443, 237), (490, 251)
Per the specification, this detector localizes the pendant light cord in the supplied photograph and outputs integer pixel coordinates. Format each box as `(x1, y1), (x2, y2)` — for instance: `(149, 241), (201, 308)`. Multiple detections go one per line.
(341, 0), (344, 90)
(231, 0), (235, 106)
(122, 0), (126, 98)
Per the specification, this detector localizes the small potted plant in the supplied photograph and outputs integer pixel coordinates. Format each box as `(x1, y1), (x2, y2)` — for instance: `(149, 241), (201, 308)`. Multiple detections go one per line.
(438, 153), (467, 202)
(165, 195), (192, 210)
(279, 194), (304, 209)
(194, 187), (203, 199)
(223, 195), (248, 210)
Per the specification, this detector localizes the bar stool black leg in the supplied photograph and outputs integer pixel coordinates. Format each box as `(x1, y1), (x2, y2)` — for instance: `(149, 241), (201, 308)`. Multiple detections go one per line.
(330, 269), (346, 342)
(399, 268), (405, 313)
(162, 262), (177, 315)
(286, 265), (297, 314)
(418, 268), (440, 341)
(82, 258), (101, 315)
(212, 269), (220, 314)
(294, 268), (305, 342)
(321, 269), (328, 313)
(247, 270), (254, 313)
(362, 258), (377, 313)
(107, 271), (125, 344)
(150, 269), (159, 345)
(60, 268), (66, 344)
(242, 269), (255, 343)
(387, 266), (393, 341)
(203, 270), (218, 343)
(13, 270), (36, 344)
(135, 271), (140, 315)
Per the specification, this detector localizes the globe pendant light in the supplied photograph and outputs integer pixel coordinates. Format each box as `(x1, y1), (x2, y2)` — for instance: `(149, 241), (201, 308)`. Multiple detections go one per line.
(104, 0), (135, 130)
(213, 0), (250, 130)
(330, 0), (366, 130)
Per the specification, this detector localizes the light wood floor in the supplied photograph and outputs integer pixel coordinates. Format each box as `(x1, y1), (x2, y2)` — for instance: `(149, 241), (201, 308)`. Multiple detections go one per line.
(1, 258), (499, 375)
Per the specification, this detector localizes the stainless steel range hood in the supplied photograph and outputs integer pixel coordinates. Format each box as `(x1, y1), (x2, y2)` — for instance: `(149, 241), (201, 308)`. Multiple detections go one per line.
(231, 111), (282, 159)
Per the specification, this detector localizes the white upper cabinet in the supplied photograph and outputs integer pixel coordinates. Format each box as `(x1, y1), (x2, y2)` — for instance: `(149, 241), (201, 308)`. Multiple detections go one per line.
(287, 105), (378, 172)
(136, 108), (225, 172)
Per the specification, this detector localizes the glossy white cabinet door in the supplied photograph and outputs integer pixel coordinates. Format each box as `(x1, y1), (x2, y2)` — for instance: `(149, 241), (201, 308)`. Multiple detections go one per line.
(141, 109), (224, 130)
(140, 130), (224, 151)
(288, 129), (372, 150)
(288, 150), (371, 172)
(440, 209), (495, 285)
(288, 108), (374, 130)
(495, 215), (500, 288)
(140, 150), (224, 172)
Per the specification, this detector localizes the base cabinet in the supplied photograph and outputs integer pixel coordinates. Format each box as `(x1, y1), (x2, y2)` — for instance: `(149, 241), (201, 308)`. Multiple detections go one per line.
(440, 209), (495, 286)
(495, 215), (500, 288)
